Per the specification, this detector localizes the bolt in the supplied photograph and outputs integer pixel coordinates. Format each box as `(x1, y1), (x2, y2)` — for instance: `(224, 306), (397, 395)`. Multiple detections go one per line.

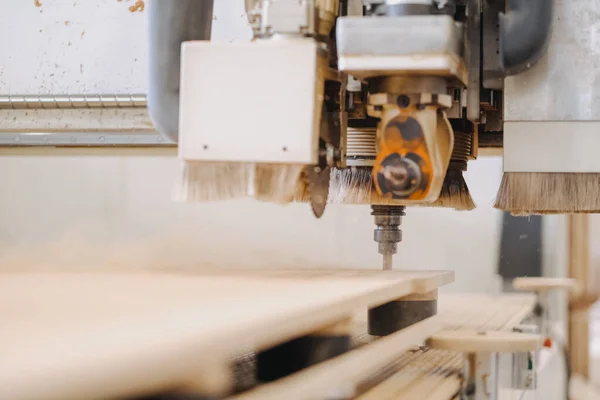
(397, 95), (411, 109)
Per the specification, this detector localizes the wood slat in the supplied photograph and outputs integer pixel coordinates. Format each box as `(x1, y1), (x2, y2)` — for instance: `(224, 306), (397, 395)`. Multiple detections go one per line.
(427, 330), (540, 353)
(513, 277), (580, 293)
(439, 294), (536, 332)
(357, 349), (462, 400)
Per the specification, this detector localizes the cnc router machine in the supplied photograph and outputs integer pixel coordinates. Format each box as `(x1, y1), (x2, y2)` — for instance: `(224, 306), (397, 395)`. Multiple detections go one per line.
(1, 0), (599, 399)
(149, 0), (583, 270)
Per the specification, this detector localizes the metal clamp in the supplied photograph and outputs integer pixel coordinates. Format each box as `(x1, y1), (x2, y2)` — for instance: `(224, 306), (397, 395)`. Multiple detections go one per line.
(512, 327), (539, 391)
(248, 0), (316, 37)
(247, 0), (339, 38)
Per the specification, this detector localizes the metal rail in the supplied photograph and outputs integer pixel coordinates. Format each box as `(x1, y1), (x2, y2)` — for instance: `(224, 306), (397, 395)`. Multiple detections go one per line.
(0, 132), (174, 146)
(0, 93), (170, 147)
(0, 94), (147, 109)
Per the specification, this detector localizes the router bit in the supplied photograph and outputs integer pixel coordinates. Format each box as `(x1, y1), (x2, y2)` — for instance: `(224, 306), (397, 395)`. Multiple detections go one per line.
(371, 205), (405, 270)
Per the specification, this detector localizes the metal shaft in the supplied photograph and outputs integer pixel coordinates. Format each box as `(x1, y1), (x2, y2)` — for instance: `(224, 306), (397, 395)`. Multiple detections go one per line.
(382, 253), (393, 271)
(371, 205), (405, 270)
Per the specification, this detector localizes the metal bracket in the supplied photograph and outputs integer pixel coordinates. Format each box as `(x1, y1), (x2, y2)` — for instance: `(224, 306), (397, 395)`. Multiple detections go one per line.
(249, 0), (316, 37)
(336, 15), (468, 84)
(466, 0), (481, 122)
(247, 0), (339, 38)
(367, 92), (453, 118)
(466, 352), (499, 400)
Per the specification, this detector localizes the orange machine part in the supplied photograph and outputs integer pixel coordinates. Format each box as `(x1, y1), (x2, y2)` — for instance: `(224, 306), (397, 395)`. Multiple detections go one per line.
(372, 110), (433, 201)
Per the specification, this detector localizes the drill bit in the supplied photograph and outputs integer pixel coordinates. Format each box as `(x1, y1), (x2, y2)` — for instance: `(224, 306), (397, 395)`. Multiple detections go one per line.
(371, 205), (405, 270)
(382, 253), (393, 271)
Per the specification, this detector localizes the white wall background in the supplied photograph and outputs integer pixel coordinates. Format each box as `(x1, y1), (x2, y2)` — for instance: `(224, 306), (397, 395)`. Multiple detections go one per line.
(0, 0), (563, 294)
(0, 152), (507, 293)
(0, 0), (251, 94)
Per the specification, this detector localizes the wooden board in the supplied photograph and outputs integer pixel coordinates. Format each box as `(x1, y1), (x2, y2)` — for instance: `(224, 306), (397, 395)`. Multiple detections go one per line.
(427, 330), (540, 353)
(0, 270), (452, 400)
(513, 277), (579, 293)
(192, 269), (452, 294)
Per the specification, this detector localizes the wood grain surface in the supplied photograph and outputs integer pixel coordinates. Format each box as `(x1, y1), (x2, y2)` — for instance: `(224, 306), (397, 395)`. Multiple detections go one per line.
(439, 293), (536, 332)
